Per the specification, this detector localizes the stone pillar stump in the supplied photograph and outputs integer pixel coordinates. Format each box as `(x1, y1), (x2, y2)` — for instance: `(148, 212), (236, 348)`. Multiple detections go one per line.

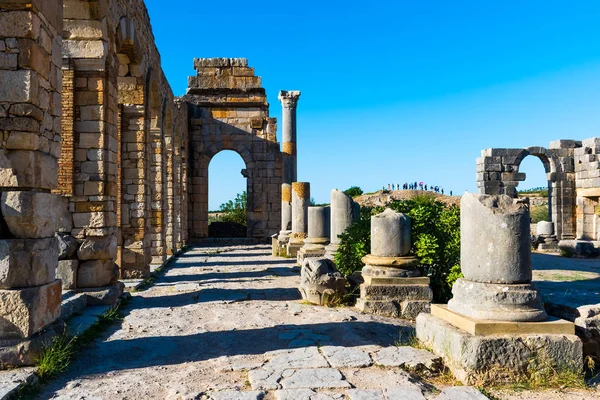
(287, 182), (310, 257)
(356, 209), (432, 319)
(324, 189), (359, 260)
(297, 206), (330, 264)
(416, 194), (581, 385)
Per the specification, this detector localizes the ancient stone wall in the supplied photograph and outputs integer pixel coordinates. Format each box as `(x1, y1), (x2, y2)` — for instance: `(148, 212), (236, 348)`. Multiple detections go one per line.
(477, 139), (600, 241)
(60, 0), (188, 280)
(574, 138), (600, 240)
(184, 58), (282, 240)
(0, 0), (64, 346)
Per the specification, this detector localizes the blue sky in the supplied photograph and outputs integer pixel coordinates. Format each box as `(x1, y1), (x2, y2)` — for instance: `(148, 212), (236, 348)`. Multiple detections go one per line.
(144, 0), (600, 209)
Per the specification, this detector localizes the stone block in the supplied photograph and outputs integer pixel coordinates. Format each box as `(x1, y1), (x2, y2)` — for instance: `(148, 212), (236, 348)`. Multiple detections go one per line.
(0, 280), (62, 340)
(360, 284), (433, 301)
(77, 260), (117, 288)
(1, 191), (59, 238)
(57, 260), (78, 290)
(62, 39), (107, 59)
(0, 150), (58, 190)
(79, 281), (125, 305)
(0, 238), (57, 289)
(77, 235), (117, 260)
(416, 313), (582, 385)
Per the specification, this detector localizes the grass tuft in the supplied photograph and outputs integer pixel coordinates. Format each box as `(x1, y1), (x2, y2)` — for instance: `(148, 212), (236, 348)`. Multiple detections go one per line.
(36, 334), (76, 381)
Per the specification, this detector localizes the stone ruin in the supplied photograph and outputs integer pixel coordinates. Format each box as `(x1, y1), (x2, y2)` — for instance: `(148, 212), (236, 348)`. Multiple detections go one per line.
(417, 194), (580, 384)
(477, 138), (600, 256)
(0, 0), (292, 365)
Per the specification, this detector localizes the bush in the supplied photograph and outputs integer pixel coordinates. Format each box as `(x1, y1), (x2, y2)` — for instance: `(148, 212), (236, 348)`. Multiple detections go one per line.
(530, 205), (549, 223)
(216, 191), (247, 226)
(335, 194), (461, 303)
(344, 186), (364, 197)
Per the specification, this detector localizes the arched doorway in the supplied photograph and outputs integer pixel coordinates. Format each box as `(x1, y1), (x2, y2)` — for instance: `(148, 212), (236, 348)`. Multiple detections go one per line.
(517, 155), (552, 224)
(208, 150), (248, 238)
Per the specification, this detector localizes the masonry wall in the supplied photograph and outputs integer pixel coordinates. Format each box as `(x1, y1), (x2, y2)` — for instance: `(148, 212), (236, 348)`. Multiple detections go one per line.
(477, 139), (600, 241)
(0, 0), (63, 344)
(184, 58), (282, 240)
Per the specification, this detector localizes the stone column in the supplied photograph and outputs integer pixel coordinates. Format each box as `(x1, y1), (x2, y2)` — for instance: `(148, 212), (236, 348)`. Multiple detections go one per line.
(297, 206), (331, 264)
(325, 189), (359, 259)
(416, 194), (579, 385)
(278, 91), (301, 185)
(448, 194), (546, 321)
(287, 182), (310, 257)
(356, 209), (432, 319)
(0, 0), (64, 366)
(276, 183), (293, 253)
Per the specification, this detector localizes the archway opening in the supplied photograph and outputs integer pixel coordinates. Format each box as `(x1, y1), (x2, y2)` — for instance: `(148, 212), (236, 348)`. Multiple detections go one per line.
(517, 156), (551, 224)
(208, 150), (248, 238)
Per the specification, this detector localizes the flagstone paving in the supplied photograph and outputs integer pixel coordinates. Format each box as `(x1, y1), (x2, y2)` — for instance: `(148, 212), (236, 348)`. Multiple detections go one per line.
(35, 245), (598, 399)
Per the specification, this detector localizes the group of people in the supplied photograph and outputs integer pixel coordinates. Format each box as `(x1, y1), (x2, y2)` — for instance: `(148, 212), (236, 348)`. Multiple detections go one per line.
(383, 182), (452, 196)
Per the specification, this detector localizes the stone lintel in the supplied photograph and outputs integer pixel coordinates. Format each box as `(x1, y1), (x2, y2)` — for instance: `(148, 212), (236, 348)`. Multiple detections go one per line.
(577, 188), (600, 198)
(432, 304), (574, 336)
(361, 254), (419, 268)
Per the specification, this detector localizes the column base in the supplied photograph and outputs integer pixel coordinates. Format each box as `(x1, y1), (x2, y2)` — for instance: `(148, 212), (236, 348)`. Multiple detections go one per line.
(287, 237), (305, 258)
(271, 234), (279, 257)
(324, 243), (339, 260)
(297, 238), (329, 265)
(416, 307), (581, 385)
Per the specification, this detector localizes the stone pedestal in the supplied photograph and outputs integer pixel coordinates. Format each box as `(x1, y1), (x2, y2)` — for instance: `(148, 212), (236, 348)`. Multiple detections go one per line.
(356, 209), (432, 319)
(298, 206), (330, 264)
(535, 221), (559, 252)
(325, 189), (359, 260)
(287, 182), (310, 257)
(417, 194), (580, 384)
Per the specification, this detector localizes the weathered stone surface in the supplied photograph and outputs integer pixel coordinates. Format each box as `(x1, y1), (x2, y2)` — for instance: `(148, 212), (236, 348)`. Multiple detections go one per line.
(537, 221), (554, 236)
(346, 388), (426, 400)
(371, 209), (411, 257)
(460, 194), (531, 284)
(320, 346), (372, 368)
(360, 284), (433, 301)
(1, 191), (58, 238)
(448, 278), (547, 322)
(0, 280), (62, 340)
(266, 347), (329, 370)
(372, 346), (442, 372)
(57, 260), (79, 290)
(279, 368), (350, 389)
(209, 390), (265, 400)
(0, 150), (58, 190)
(80, 282), (124, 306)
(77, 235), (117, 260)
(0, 367), (37, 399)
(299, 258), (346, 305)
(435, 386), (488, 400)
(416, 313), (583, 384)
(0, 238), (57, 288)
(307, 206), (330, 240)
(55, 196), (74, 233)
(248, 368), (282, 390)
(275, 389), (344, 400)
(57, 233), (78, 260)
(292, 182), (310, 236)
(77, 260), (117, 288)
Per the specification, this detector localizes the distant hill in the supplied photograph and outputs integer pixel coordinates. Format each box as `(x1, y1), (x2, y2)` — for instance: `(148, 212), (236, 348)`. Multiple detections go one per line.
(353, 190), (460, 208)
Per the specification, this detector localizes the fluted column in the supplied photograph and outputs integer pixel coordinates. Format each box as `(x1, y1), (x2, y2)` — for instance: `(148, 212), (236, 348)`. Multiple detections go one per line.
(278, 90), (301, 186)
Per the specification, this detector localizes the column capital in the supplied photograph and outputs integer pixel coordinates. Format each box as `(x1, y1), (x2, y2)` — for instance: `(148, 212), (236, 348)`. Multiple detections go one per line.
(278, 90), (301, 109)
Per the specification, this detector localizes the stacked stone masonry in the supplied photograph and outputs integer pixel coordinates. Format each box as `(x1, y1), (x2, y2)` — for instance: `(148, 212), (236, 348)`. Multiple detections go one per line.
(184, 58), (281, 240)
(0, 0), (286, 365)
(477, 138), (600, 242)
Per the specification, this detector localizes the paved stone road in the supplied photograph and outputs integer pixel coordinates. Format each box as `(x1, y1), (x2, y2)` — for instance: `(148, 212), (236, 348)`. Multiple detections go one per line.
(37, 246), (597, 399)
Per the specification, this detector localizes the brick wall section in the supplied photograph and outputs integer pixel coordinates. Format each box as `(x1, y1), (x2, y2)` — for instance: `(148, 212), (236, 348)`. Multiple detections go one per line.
(57, 68), (75, 196)
(184, 58), (282, 240)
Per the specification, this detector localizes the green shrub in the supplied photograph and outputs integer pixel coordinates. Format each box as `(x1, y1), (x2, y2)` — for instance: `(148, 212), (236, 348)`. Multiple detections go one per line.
(335, 194), (461, 303)
(217, 191), (247, 226)
(530, 205), (549, 223)
(344, 186), (364, 197)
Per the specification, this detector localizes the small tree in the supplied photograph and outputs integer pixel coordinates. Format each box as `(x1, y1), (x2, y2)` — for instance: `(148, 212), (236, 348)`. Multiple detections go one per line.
(218, 191), (247, 226)
(344, 186), (364, 197)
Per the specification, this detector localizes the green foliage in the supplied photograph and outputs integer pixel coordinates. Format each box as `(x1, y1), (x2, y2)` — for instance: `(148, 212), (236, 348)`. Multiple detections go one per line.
(344, 186), (364, 197)
(335, 193), (461, 303)
(530, 205), (549, 224)
(36, 334), (76, 381)
(217, 191), (247, 226)
(334, 207), (376, 277)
